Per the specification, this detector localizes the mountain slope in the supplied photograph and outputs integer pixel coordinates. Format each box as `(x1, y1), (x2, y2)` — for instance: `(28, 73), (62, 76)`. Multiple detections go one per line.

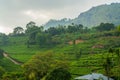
(73, 3), (120, 27)
(44, 18), (71, 29)
(44, 3), (120, 28)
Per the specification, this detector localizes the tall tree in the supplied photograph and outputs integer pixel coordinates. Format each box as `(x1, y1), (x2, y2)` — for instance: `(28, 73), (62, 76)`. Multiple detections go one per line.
(36, 33), (52, 47)
(13, 26), (24, 36)
(26, 21), (36, 29)
(103, 56), (113, 80)
(25, 21), (42, 45)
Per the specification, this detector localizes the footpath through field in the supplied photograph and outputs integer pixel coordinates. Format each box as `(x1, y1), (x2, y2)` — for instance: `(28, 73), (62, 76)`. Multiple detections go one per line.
(3, 53), (23, 65)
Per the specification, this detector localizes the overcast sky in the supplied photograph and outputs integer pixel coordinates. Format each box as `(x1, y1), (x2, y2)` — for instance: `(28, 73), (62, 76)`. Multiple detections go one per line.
(0, 0), (120, 34)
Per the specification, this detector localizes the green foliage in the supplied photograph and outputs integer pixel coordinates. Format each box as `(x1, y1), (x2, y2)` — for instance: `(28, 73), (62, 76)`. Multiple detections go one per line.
(65, 23), (84, 33)
(114, 25), (120, 36)
(22, 52), (69, 80)
(25, 21), (43, 45)
(0, 58), (22, 72)
(103, 56), (113, 76)
(0, 66), (5, 79)
(108, 48), (114, 53)
(13, 26), (24, 36)
(2, 72), (24, 80)
(0, 33), (9, 46)
(0, 49), (4, 58)
(1, 18), (120, 80)
(94, 23), (115, 32)
(115, 49), (120, 67)
(36, 33), (52, 47)
(116, 25), (120, 32)
(44, 3), (120, 28)
(46, 68), (71, 80)
(46, 27), (61, 36)
(23, 53), (52, 80)
(75, 49), (82, 60)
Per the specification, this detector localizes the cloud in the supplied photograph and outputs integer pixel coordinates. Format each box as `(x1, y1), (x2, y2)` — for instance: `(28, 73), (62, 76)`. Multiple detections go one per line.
(0, 25), (13, 34)
(22, 10), (51, 20)
(0, 0), (120, 34)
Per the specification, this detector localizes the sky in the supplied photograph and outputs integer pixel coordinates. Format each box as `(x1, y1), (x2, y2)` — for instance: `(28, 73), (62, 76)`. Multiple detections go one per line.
(0, 0), (120, 34)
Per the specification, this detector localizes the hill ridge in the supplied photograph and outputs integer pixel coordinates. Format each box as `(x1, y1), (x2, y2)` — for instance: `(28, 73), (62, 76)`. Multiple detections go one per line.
(44, 3), (120, 28)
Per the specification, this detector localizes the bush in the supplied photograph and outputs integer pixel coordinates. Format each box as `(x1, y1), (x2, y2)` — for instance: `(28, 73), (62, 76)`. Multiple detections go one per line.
(46, 68), (71, 80)
(0, 66), (5, 79)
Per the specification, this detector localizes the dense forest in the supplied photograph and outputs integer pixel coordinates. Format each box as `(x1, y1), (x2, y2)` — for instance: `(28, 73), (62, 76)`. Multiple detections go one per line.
(0, 21), (120, 80)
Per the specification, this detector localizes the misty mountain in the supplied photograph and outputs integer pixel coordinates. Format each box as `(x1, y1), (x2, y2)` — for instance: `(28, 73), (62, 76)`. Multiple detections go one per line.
(44, 18), (71, 29)
(44, 3), (120, 28)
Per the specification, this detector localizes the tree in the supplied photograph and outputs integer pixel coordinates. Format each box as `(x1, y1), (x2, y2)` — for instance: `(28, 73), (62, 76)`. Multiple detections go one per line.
(0, 33), (9, 45)
(67, 23), (84, 33)
(0, 66), (5, 79)
(23, 53), (52, 80)
(84, 27), (89, 33)
(22, 52), (69, 80)
(2, 72), (24, 80)
(13, 26), (24, 36)
(95, 23), (115, 32)
(115, 49), (120, 64)
(0, 49), (4, 58)
(114, 25), (120, 36)
(75, 49), (82, 60)
(115, 49), (120, 79)
(46, 27), (58, 36)
(67, 24), (76, 33)
(108, 48), (114, 53)
(103, 56), (113, 80)
(51, 35), (61, 45)
(36, 33), (52, 47)
(57, 25), (66, 34)
(25, 21), (42, 45)
(77, 24), (84, 33)
(46, 68), (71, 80)
(26, 21), (36, 29)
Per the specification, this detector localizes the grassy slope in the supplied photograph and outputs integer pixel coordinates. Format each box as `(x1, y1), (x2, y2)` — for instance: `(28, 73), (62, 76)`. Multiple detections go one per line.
(1, 36), (43, 62)
(0, 58), (22, 72)
(0, 32), (120, 77)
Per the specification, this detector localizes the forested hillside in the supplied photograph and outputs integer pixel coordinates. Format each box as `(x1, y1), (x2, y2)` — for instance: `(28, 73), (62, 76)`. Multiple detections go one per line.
(0, 21), (120, 79)
(1, 0), (120, 79)
(44, 3), (120, 28)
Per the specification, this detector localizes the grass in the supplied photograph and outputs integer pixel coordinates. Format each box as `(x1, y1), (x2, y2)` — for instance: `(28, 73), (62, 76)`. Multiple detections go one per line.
(0, 31), (120, 79)
(0, 58), (22, 72)
(69, 52), (118, 78)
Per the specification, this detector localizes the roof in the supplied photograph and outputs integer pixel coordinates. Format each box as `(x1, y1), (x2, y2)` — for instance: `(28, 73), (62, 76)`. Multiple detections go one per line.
(75, 73), (114, 80)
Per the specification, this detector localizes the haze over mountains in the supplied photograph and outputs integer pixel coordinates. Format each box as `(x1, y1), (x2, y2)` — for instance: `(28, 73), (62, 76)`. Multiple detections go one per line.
(44, 3), (120, 28)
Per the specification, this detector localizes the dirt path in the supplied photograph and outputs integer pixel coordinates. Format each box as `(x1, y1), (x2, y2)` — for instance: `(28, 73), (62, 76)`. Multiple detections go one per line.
(3, 53), (23, 65)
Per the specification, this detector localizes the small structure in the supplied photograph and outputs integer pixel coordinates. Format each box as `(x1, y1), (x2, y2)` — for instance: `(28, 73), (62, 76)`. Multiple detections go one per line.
(92, 44), (104, 49)
(68, 39), (84, 45)
(74, 73), (114, 80)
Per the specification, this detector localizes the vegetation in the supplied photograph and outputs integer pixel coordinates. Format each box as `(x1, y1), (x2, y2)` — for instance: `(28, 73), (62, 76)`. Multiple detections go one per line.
(46, 68), (71, 80)
(44, 3), (120, 28)
(0, 21), (120, 80)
